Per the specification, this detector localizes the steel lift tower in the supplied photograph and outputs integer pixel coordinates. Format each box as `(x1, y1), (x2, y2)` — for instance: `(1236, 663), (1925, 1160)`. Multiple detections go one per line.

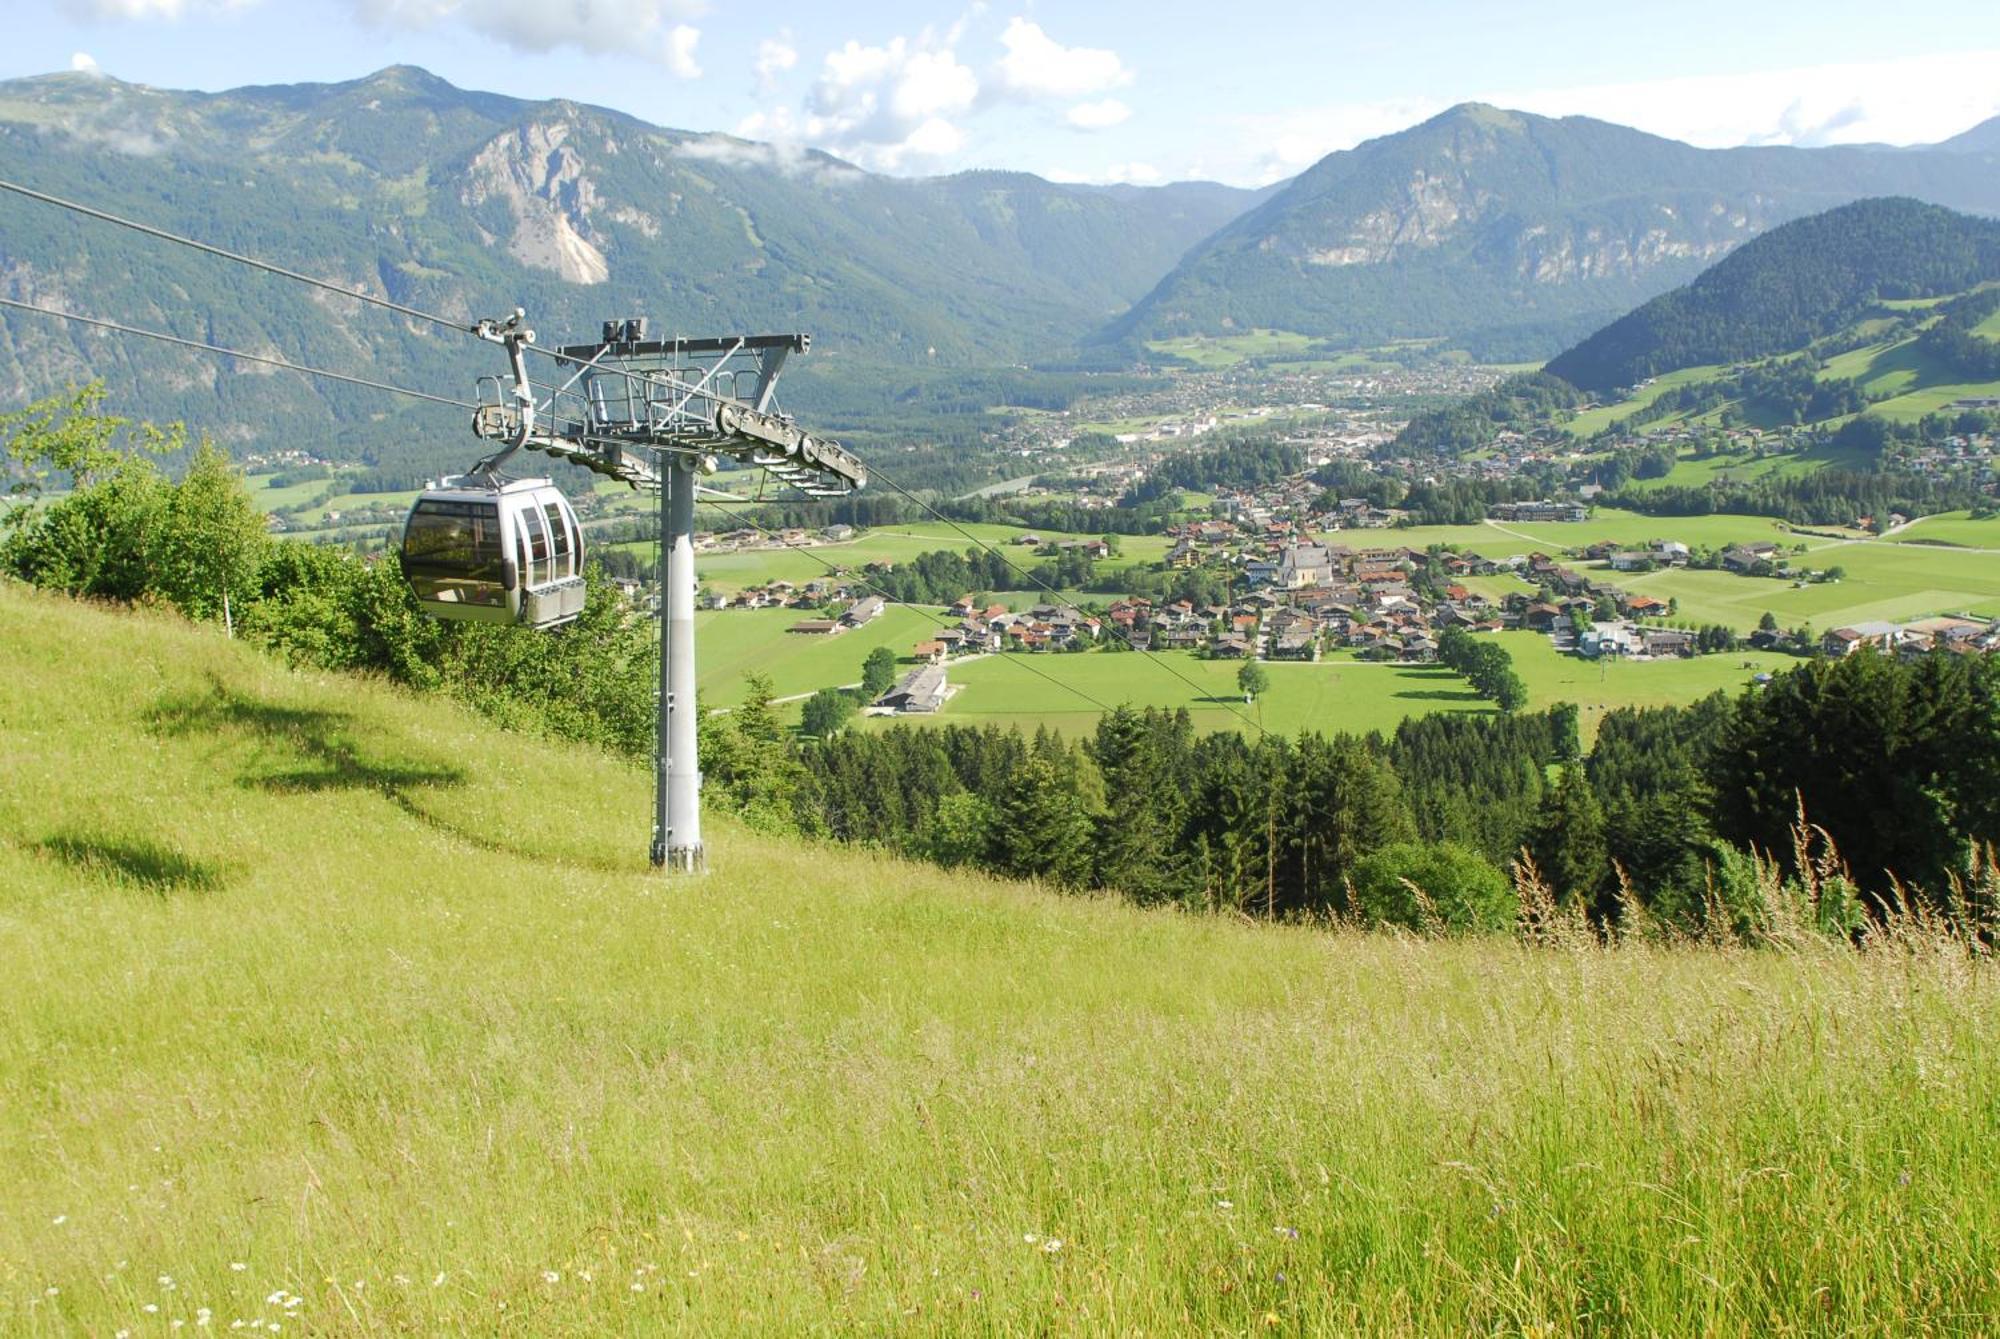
(468, 313), (866, 872)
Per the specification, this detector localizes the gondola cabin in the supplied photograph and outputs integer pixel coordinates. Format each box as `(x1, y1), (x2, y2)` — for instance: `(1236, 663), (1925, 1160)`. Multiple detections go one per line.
(400, 477), (586, 629)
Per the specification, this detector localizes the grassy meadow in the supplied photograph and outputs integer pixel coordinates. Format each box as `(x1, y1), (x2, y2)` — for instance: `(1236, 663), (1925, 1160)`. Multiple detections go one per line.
(889, 634), (1789, 743)
(4, 582), (1999, 1334)
(695, 604), (949, 707)
(625, 521), (1170, 596)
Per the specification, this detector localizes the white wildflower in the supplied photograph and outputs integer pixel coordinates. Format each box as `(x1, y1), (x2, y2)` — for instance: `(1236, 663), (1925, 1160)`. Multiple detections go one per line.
(229, 1262), (247, 1272)
(543, 1270), (561, 1284)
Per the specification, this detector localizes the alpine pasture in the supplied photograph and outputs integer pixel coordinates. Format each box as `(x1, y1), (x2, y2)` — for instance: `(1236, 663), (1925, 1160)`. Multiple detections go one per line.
(5, 582), (1999, 1334)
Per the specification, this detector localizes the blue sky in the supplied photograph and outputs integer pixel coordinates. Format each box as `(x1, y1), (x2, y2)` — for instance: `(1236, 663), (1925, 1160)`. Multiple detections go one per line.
(12, 1), (2000, 185)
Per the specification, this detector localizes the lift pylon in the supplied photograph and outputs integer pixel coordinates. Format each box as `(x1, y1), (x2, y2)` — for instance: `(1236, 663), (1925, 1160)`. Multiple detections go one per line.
(466, 313), (866, 873)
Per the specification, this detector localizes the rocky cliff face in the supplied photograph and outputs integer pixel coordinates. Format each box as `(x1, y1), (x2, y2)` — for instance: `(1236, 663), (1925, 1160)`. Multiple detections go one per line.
(463, 118), (610, 284)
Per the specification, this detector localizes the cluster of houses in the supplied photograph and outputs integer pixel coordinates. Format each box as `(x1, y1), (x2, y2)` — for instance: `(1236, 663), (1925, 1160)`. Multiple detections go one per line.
(908, 597), (1104, 661)
(1819, 617), (2000, 660)
(694, 523), (855, 556)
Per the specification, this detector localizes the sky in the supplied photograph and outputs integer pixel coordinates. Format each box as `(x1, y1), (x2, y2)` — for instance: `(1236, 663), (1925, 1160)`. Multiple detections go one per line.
(11, 0), (2000, 186)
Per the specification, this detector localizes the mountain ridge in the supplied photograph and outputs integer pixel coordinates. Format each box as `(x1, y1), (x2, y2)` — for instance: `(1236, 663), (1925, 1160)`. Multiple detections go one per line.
(0, 64), (1262, 455)
(1109, 102), (2000, 358)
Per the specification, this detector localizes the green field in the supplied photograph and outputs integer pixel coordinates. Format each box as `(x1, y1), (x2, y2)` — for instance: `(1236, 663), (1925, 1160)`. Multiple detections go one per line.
(632, 521), (1169, 596)
(695, 605), (948, 706)
(890, 634), (1790, 744)
(1817, 338), (2000, 422)
(1145, 328), (1322, 368)
(1563, 322), (2000, 435)
(1889, 510), (2000, 548)
(1620, 442), (1869, 494)
(1464, 508), (1799, 555)
(6, 583), (1998, 1333)
(1562, 364), (1726, 437)
(1618, 538), (2000, 631)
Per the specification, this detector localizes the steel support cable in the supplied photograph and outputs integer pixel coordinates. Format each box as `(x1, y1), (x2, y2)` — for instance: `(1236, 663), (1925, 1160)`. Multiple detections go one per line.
(0, 177), (474, 337)
(686, 499), (1123, 718)
(860, 467), (1271, 738)
(0, 296), (477, 409)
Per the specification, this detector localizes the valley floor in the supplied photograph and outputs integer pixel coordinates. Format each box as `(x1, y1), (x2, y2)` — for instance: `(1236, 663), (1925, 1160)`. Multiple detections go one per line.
(2, 583), (1996, 1334)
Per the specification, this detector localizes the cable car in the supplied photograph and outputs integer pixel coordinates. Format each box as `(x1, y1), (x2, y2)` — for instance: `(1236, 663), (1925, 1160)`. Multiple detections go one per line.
(400, 476), (586, 629)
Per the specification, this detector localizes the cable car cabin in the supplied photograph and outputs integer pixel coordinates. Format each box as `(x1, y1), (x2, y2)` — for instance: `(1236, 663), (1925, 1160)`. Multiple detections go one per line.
(400, 478), (586, 629)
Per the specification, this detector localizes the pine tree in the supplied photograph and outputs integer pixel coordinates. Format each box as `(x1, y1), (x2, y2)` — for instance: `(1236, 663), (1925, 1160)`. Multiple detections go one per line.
(992, 754), (1094, 888)
(1529, 766), (1609, 911)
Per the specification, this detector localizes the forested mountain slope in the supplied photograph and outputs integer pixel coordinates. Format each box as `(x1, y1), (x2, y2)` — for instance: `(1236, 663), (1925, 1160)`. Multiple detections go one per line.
(1545, 198), (2000, 392)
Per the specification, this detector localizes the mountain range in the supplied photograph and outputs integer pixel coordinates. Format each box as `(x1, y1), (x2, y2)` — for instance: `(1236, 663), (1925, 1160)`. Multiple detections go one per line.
(0, 64), (1997, 456)
(0, 65), (1260, 451)
(1110, 104), (2000, 359)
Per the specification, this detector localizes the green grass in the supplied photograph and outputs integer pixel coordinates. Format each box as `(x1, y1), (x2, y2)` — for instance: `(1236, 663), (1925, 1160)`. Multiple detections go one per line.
(244, 471), (332, 514)
(1502, 632), (1792, 741)
(5, 582), (1999, 1333)
(695, 605), (948, 706)
(1620, 444), (1863, 494)
(631, 521), (1167, 596)
(1144, 329), (1320, 368)
(1618, 540), (2000, 631)
(1562, 364), (1726, 437)
(1817, 337), (2000, 423)
(882, 634), (1791, 745)
(1467, 508), (1800, 555)
(1889, 510), (2000, 548)
(897, 651), (1495, 738)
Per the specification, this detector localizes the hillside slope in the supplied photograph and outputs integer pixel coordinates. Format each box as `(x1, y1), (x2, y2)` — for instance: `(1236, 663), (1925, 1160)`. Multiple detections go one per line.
(1110, 104), (2000, 357)
(3, 582), (1998, 1331)
(1546, 198), (2000, 392)
(0, 65), (1255, 452)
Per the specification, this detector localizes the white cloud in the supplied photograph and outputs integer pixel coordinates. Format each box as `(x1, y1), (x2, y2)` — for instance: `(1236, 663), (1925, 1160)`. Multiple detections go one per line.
(1214, 50), (2000, 186)
(1066, 97), (1130, 131)
(754, 31), (797, 91)
(677, 131), (860, 184)
(70, 51), (103, 74)
(992, 17), (1130, 99)
(799, 30), (979, 171)
(348, 0), (708, 74)
(664, 24), (700, 79)
(1488, 51), (2000, 151)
